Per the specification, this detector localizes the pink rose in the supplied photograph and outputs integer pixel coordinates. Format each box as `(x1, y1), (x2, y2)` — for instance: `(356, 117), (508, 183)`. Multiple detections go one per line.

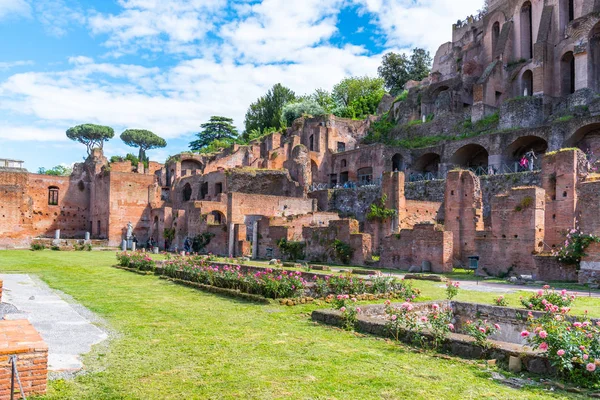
(557, 350), (566, 356)
(539, 342), (548, 351)
(420, 316), (428, 323)
(478, 327), (486, 333)
(356, 308), (361, 313)
(587, 363), (596, 372)
(521, 330), (530, 337)
(494, 324), (501, 330)
(432, 304), (439, 310)
(340, 307), (346, 312)
(580, 345), (586, 351)
(448, 323), (455, 331)
(391, 314), (397, 321)
(584, 354), (589, 360)
(539, 330), (548, 339)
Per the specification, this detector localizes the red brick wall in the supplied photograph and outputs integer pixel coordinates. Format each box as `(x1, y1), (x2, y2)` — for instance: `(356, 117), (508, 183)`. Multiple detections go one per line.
(379, 224), (453, 272)
(228, 193), (315, 225)
(0, 320), (48, 400)
(302, 219), (372, 265)
(444, 170), (484, 263)
(476, 187), (545, 276)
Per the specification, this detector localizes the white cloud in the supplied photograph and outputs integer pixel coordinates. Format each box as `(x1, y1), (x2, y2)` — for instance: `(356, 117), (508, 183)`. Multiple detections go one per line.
(0, 60), (34, 70)
(31, 0), (86, 37)
(0, 124), (66, 141)
(88, 0), (226, 56)
(0, 0), (30, 20)
(353, 0), (485, 53)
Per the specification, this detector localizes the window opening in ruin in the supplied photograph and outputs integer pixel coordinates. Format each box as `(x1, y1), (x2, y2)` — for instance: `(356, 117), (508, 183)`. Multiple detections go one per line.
(495, 91), (502, 106)
(520, 2), (533, 60)
(337, 142), (346, 153)
(183, 183), (192, 202)
(561, 52), (576, 95)
(200, 182), (209, 200)
(339, 171), (349, 184)
(329, 174), (338, 188)
(392, 154), (404, 172)
(211, 211), (224, 225)
(48, 187), (59, 205)
(568, 0), (574, 22)
(357, 167), (373, 185)
(589, 23), (600, 93)
(215, 182), (223, 195)
(522, 70), (533, 96)
(309, 135), (314, 151)
(341, 159), (347, 168)
(492, 22), (500, 56)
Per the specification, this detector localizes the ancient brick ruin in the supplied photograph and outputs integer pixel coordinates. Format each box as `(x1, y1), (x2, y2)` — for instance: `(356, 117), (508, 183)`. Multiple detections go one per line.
(4, 0), (600, 283)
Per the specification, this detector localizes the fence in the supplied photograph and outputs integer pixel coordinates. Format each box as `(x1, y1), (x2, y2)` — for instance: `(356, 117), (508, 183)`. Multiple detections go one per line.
(309, 177), (382, 192)
(407, 163), (541, 182)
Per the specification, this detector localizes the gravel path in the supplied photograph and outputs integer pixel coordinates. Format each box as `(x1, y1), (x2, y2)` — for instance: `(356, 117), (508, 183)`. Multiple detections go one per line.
(0, 274), (108, 372)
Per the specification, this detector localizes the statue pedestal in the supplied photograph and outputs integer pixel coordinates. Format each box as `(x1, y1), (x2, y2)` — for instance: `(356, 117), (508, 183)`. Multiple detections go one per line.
(127, 239), (133, 250)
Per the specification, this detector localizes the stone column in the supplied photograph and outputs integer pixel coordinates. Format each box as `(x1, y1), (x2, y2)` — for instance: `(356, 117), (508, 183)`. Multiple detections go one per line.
(228, 223), (235, 257)
(121, 240), (127, 251)
(84, 232), (90, 241)
(252, 221), (259, 259)
(54, 230), (60, 240)
(132, 242), (136, 251)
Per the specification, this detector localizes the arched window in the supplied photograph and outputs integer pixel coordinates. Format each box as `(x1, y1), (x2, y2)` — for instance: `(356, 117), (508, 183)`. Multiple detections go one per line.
(561, 52), (575, 95)
(211, 211), (225, 225)
(492, 22), (501, 56)
(392, 154), (404, 171)
(520, 2), (533, 59)
(340, 159), (347, 169)
(522, 70), (534, 96)
(182, 183), (192, 202)
(309, 135), (314, 151)
(48, 187), (59, 205)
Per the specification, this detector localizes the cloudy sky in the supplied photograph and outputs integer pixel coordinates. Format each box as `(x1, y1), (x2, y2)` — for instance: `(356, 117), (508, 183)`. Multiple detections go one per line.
(0, 0), (483, 171)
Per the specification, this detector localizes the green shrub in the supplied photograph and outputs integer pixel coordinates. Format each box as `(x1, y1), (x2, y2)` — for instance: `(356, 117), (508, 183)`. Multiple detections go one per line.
(277, 239), (305, 261)
(30, 242), (46, 251)
(367, 195), (397, 222)
(332, 240), (354, 265)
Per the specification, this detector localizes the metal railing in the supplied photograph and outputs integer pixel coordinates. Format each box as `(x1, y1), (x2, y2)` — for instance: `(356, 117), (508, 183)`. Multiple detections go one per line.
(409, 163), (541, 182)
(309, 178), (382, 192)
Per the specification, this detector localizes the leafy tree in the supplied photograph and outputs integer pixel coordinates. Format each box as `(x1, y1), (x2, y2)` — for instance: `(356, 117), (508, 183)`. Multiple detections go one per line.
(190, 116), (239, 152)
(120, 129), (167, 162)
(110, 153), (140, 166)
(377, 48), (433, 95)
(37, 165), (72, 176)
(282, 99), (326, 126)
(332, 76), (386, 119)
(311, 88), (336, 114)
(244, 84), (296, 138)
(66, 124), (114, 155)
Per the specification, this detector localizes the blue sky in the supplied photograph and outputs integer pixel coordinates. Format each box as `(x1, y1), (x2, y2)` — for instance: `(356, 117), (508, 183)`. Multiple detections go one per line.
(0, 0), (483, 171)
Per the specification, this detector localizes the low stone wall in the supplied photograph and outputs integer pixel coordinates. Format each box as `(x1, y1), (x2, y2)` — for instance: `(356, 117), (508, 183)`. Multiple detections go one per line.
(534, 256), (578, 282)
(0, 320), (48, 400)
(311, 307), (551, 374)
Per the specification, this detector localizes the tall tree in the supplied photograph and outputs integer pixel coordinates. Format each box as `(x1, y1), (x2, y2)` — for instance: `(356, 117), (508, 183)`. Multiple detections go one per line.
(120, 129), (167, 162)
(244, 83), (296, 138)
(332, 76), (386, 119)
(66, 124), (114, 155)
(282, 99), (326, 127)
(311, 88), (336, 114)
(190, 116), (239, 151)
(377, 48), (433, 95)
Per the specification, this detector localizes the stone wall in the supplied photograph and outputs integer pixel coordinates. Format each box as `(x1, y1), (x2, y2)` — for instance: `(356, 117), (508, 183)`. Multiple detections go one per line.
(0, 320), (48, 400)
(379, 224), (453, 272)
(580, 242), (600, 285)
(302, 219), (372, 266)
(479, 172), (541, 218)
(404, 180), (445, 203)
(228, 193), (316, 225)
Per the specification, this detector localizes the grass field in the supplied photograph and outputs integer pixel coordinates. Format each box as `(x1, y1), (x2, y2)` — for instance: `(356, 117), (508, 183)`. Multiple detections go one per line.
(0, 250), (595, 399)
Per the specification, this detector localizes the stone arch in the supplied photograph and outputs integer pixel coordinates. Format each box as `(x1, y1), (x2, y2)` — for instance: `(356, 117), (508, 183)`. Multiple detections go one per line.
(566, 123), (600, 156)
(182, 183), (192, 202)
(181, 159), (204, 175)
(392, 153), (404, 172)
(505, 136), (548, 162)
(450, 144), (489, 169)
(210, 210), (226, 225)
(520, 1), (533, 60)
(589, 22), (600, 93)
(310, 160), (319, 183)
(412, 153), (441, 173)
(521, 69), (534, 96)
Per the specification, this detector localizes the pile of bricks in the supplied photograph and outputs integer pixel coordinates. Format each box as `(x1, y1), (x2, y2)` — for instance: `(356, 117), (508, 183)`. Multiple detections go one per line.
(0, 320), (48, 399)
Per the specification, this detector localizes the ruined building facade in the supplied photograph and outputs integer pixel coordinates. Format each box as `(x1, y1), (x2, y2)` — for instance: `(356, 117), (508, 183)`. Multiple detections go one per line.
(3, 0), (600, 283)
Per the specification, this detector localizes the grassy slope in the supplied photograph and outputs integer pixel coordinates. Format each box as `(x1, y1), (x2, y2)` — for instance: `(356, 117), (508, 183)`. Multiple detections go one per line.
(0, 251), (589, 400)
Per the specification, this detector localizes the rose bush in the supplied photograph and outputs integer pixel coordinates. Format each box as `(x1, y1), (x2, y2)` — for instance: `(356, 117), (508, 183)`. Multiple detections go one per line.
(520, 286), (576, 311)
(117, 252), (156, 271)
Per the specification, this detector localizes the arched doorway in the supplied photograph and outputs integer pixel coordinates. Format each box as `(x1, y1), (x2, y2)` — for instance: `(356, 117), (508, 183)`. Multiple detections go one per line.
(492, 22), (501, 56)
(450, 144), (489, 171)
(566, 124), (600, 166)
(561, 52), (575, 95)
(392, 154), (404, 172)
(522, 70), (533, 96)
(505, 136), (548, 170)
(210, 211), (226, 225)
(412, 153), (441, 174)
(520, 2), (533, 59)
(182, 183), (192, 202)
(181, 159), (204, 175)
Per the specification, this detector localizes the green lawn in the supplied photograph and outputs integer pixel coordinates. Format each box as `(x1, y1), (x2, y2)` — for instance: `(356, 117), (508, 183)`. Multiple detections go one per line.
(0, 250), (593, 399)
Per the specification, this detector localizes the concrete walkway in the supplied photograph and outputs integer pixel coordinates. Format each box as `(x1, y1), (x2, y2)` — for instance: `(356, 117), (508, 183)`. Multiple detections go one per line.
(0, 274), (108, 372)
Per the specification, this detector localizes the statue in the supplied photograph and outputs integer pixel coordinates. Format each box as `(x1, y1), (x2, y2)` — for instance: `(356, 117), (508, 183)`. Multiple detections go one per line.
(126, 221), (133, 239)
(525, 149), (537, 171)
